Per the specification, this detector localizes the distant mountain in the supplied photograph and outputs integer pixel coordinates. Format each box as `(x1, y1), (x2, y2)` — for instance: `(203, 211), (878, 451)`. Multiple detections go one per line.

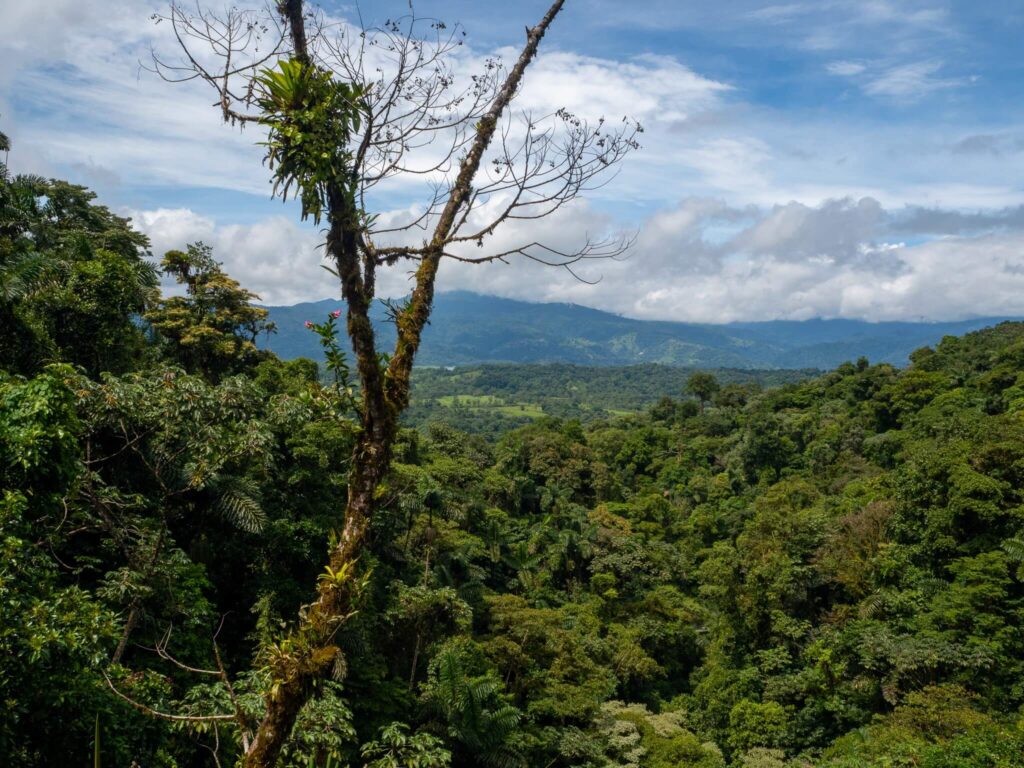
(259, 291), (1017, 369)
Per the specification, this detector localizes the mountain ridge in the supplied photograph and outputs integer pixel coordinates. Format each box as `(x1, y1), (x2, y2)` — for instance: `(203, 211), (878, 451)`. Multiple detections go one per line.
(259, 290), (1018, 369)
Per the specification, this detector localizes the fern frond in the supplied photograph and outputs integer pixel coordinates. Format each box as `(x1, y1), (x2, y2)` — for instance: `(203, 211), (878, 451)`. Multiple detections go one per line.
(1003, 537), (1024, 563)
(214, 477), (267, 533)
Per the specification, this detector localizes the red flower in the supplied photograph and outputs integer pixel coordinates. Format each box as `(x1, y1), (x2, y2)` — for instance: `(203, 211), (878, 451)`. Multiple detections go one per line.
(331, 309), (342, 319)
(304, 320), (314, 329)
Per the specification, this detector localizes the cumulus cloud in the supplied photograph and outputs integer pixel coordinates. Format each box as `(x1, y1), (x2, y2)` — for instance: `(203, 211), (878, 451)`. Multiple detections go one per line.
(734, 197), (885, 261)
(127, 195), (1024, 323)
(6, 0), (1024, 326)
(130, 208), (334, 306)
(891, 204), (1024, 235)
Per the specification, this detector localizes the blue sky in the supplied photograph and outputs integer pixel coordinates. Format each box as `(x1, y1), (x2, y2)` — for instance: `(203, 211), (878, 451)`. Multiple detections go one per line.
(2, 0), (1024, 321)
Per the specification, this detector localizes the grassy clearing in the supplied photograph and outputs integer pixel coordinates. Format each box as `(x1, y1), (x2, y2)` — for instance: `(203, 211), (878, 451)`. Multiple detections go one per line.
(437, 394), (546, 419)
(438, 394), (505, 407)
(604, 408), (636, 417)
(493, 403), (545, 418)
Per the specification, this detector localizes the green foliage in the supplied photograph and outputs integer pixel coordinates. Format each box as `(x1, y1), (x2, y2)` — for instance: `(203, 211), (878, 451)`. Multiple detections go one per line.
(4, 175), (1024, 768)
(0, 167), (156, 375)
(0, 370), (122, 766)
(727, 700), (790, 754)
(146, 242), (275, 379)
(305, 309), (360, 413)
(687, 372), (720, 409)
(256, 59), (366, 223)
(361, 722), (452, 768)
(421, 643), (522, 766)
(405, 364), (809, 440)
(0, 365), (79, 500)
(818, 685), (1024, 767)
(589, 701), (725, 768)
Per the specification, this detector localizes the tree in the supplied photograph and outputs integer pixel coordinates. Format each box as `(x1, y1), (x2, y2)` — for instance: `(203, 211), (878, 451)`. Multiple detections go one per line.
(152, 1), (639, 763)
(420, 644), (522, 766)
(146, 243), (275, 379)
(0, 368), (121, 765)
(0, 150), (156, 375)
(686, 372), (720, 412)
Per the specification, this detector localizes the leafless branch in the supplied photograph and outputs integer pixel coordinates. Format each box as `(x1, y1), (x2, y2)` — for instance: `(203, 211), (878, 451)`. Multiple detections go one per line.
(103, 671), (236, 723)
(150, 3), (638, 763)
(147, 2), (287, 124)
(152, 624), (222, 676)
(149, 1), (639, 275)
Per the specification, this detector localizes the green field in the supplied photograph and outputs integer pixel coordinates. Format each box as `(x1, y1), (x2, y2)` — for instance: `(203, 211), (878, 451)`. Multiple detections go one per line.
(403, 362), (818, 439)
(436, 394), (550, 420)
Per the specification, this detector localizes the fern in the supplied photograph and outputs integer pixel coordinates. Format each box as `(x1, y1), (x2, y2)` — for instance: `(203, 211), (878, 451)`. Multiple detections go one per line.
(858, 591), (886, 619)
(0, 252), (49, 303)
(1003, 537), (1024, 579)
(213, 477), (267, 533)
(1003, 537), (1024, 562)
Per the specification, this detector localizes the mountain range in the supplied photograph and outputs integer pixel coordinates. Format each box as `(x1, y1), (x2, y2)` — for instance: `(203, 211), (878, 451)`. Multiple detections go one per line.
(259, 291), (1016, 370)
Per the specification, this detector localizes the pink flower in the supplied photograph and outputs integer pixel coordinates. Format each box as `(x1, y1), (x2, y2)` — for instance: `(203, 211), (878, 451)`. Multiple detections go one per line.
(331, 310), (342, 319)
(304, 320), (314, 329)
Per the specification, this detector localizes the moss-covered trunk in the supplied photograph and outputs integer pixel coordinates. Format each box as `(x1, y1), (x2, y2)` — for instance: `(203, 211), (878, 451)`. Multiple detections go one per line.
(241, 2), (566, 764)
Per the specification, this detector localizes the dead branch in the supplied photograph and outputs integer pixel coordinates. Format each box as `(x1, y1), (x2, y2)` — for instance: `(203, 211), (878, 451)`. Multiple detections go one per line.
(103, 671), (236, 723)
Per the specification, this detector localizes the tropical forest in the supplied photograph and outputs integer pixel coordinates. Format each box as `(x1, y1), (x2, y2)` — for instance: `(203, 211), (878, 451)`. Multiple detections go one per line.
(2, 1), (1023, 767)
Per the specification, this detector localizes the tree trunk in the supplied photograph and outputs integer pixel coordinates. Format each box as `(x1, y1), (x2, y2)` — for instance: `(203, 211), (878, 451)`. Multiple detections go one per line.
(240, 4), (566, 765)
(111, 601), (141, 665)
(242, 428), (388, 768)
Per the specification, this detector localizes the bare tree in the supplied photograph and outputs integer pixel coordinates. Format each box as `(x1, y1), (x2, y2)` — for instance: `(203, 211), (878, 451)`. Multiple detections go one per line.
(148, 0), (640, 764)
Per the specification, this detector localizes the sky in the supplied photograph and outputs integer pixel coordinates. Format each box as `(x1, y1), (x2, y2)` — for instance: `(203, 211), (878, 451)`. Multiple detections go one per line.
(2, 0), (1024, 322)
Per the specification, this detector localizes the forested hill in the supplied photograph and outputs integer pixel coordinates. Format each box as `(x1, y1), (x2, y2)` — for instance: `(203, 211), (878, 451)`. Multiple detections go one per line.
(261, 291), (1014, 369)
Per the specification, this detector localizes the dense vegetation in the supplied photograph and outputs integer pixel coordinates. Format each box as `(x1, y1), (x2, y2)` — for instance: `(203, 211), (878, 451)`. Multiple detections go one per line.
(4, 160), (1024, 767)
(405, 365), (817, 439)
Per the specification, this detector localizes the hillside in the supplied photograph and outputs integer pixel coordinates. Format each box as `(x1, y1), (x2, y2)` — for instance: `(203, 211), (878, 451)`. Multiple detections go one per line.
(10, 299), (1024, 765)
(261, 291), (1014, 369)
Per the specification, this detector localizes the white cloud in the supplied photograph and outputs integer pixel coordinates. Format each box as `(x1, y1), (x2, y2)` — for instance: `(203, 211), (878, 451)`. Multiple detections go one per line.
(827, 61), (867, 77)
(2, 0), (274, 194)
(130, 207), (334, 306)
(822, 56), (972, 102)
(745, 4), (811, 24)
(863, 59), (964, 98)
(5, 0), (1023, 327)
(511, 51), (730, 125)
(127, 195), (1024, 323)
(0, 0), (114, 82)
